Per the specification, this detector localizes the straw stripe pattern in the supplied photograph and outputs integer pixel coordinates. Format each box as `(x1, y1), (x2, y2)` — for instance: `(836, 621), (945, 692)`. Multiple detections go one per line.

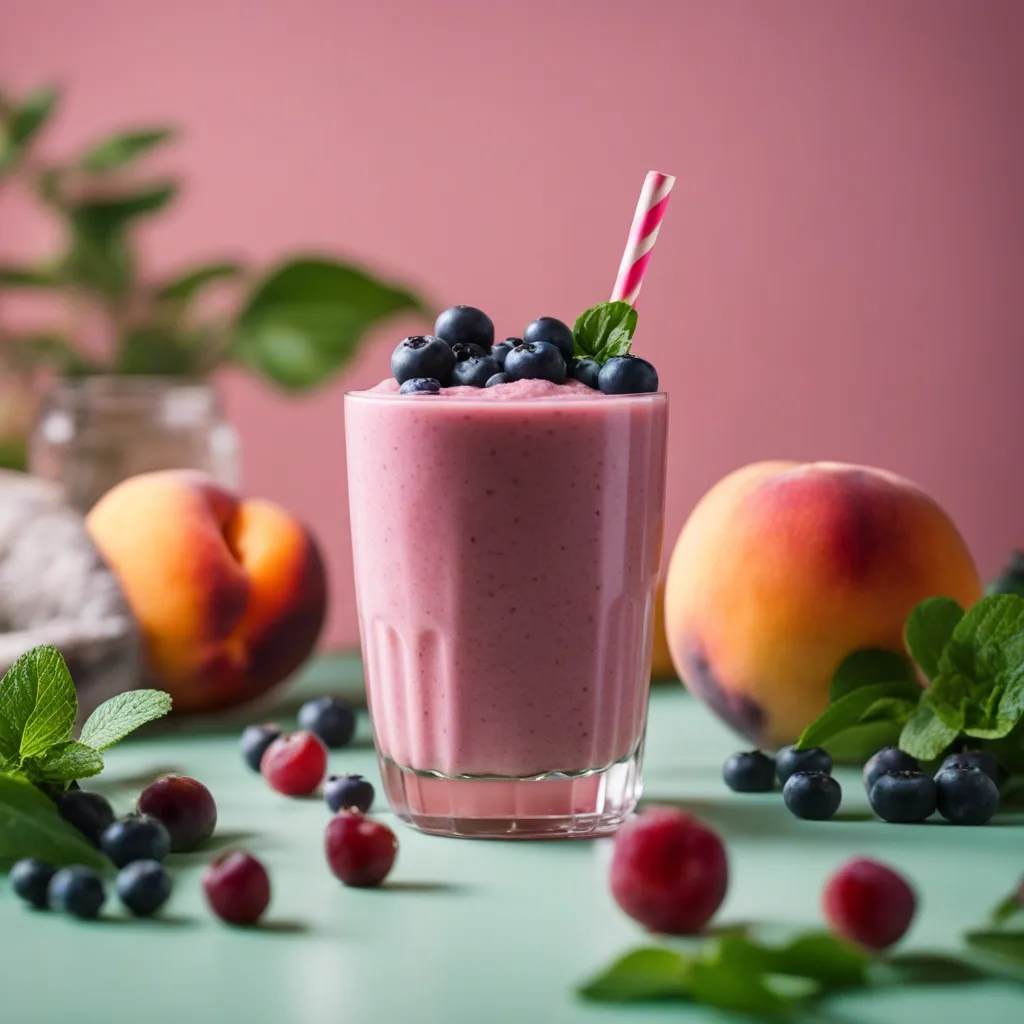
(610, 171), (676, 306)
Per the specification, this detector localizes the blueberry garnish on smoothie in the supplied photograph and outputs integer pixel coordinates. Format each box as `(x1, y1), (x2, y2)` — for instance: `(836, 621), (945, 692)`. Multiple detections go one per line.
(523, 316), (574, 362)
(451, 348), (503, 387)
(434, 305), (495, 351)
(391, 335), (455, 385)
(485, 372), (511, 387)
(569, 357), (601, 390)
(598, 354), (659, 395)
(491, 339), (518, 367)
(399, 377), (442, 395)
(504, 340), (567, 384)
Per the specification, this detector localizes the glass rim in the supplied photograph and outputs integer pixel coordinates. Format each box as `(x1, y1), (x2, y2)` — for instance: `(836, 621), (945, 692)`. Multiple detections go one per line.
(344, 388), (668, 405)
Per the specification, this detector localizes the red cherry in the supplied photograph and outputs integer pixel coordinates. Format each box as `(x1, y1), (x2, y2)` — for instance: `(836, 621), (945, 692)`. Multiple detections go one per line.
(137, 775), (217, 852)
(609, 808), (728, 934)
(325, 811), (398, 887)
(822, 857), (916, 950)
(260, 731), (328, 796)
(202, 851), (270, 926)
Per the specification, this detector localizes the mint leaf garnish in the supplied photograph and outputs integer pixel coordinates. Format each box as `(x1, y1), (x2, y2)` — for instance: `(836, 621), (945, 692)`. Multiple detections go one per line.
(0, 645), (77, 763)
(899, 700), (959, 760)
(32, 740), (105, 783)
(578, 947), (690, 1002)
(0, 773), (107, 870)
(829, 649), (916, 702)
(79, 689), (172, 750)
(572, 301), (637, 364)
(795, 681), (921, 751)
(905, 596), (965, 681)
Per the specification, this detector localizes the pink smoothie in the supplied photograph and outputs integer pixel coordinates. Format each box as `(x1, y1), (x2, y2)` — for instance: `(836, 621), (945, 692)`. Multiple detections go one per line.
(345, 378), (668, 781)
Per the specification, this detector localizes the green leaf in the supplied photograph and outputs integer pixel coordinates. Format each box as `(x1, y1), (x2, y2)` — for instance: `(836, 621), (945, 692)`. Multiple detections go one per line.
(234, 258), (427, 390)
(577, 947), (690, 1002)
(830, 648), (917, 701)
(31, 740), (105, 783)
(115, 326), (200, 376)
(79, 689), (172, 751)
(0, 645), (77, 762)
(821, 719), (905, 764)
(795, 681), (922, 751)
(79, 127), (175, 172)
(989, 880), (1024, 927)
(0, 86), (59, 174)
(0, 264), (60, 288)
(3, 333), (91, 375)
(872, 952), (988, 986)
(688, 960), (796, 1019)
(965, 931), (1024, 974)
(899, 701), (959, 760)
(155, 261), (244, 303)
(769, 932), (871, 989)
(0, 773), (107, 870)
(905, 597), (965, 681)
(572, 301), (637, 364)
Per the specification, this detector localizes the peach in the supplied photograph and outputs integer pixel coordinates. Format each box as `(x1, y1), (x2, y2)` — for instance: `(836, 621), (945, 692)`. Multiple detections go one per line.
(86, 470), (327, 713)
(664, 461), (981, 747)
(650, 582), (676, 681)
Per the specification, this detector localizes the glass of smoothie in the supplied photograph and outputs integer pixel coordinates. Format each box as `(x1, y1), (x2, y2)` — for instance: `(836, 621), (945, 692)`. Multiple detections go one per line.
(346, 303), (668, 838)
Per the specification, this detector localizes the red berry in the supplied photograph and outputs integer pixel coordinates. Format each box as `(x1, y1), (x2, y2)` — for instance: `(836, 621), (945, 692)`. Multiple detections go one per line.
(823, 857), (916, 950)
(261, 731), (328, 796)
(202, 851), (270, 926)
(609, 808), (728, 935)
(137, 775), (218, 852)
(325, 811), (398, 887)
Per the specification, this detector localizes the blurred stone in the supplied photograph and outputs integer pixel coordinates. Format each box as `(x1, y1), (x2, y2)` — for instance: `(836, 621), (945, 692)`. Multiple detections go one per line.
(0, 470), (141, 719)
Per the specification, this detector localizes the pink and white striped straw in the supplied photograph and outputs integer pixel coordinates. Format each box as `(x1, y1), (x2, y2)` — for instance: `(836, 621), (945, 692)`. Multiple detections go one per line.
(610, 170), (676, 306)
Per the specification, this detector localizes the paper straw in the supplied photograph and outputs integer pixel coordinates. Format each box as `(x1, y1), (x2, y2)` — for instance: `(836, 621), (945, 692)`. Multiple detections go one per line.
(610, 170), (676, 305)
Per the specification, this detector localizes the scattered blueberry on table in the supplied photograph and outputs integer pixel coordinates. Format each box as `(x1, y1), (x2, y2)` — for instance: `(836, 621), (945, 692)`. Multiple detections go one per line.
(56, 789), (115, 847)
(934, 763), (999, 825)
(939, 750), (1000, 787)
(297, 696), (357, 749)
(10, 858), (56, 909)
(100, 815), (172, 867)
(722, 750), (776, 792)
(324, 773), (375, 814)
(863, 747), (918, 793)
(48, 866), (106, 920)
(868, 770), (937, 824)
(776, 746), (832, 784)
(240, 722), (282, 773)
(116, 860), (173, 917)
(783, 771), (842, 821)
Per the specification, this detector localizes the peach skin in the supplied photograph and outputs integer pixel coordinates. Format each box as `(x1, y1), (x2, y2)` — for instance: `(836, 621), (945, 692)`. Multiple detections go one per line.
(664, 461), (981, 747)
(86, 470), (327, 713)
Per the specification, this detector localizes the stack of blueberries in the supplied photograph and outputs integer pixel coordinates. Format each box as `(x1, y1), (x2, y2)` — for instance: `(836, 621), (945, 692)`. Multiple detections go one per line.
(391, 305), (659, 396)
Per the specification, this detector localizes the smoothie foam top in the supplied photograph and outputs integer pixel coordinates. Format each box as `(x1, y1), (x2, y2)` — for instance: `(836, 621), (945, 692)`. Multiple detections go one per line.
(362, 377), (618, 400)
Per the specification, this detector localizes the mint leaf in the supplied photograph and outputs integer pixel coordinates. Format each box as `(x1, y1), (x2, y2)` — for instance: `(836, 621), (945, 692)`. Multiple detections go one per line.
(965, 931), (1024, 973)
(900, 701), (959, 760)
(830, 649), (917, 701)
(79, 689), (172, 750)
(820, 719), (905, 763)
(0, 773), (107, 870)
(31, 740), (105, 783)
(572, 301), (637, 364)
(872, 953), (987, 985)
(688, 960), (796, 1019)
(0, 645), (77, 762)
(578, 947), (690, 1002)
(906, 597), (965, 680)
(796, 681), (921, 751)
(769, 932), (871, 989)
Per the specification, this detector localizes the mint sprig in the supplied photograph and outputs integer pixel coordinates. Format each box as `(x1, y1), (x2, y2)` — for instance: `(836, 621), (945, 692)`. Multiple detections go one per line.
(0, 644), (172, 869)
(572, 301), (637, 364)
(795, 594), (1024, 770)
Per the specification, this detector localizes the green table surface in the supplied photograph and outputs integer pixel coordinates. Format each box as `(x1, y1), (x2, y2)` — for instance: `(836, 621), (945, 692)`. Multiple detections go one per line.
(2, 656), (1022, 1024)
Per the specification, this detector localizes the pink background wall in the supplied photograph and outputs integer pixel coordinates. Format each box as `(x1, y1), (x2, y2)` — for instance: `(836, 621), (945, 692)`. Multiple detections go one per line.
(3, 0), (1023, 649)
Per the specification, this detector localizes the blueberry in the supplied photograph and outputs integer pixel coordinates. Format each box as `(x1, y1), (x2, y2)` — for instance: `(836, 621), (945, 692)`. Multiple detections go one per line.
(324, 773), (375, 813)
(523, 317), (574, 362)
(783, 771), (842, 821)
(399, 377), (441, 395)
(391, 335), (456, 385)
(934, 764), (999, 825)
(598, 355), (659, 395)
(48, 865), (106, 919)
(722, 751), (776, 793)
(569, 358), (600, 389)
(100, 814), (171, 867)
(492, 339), (518, 367)
(10, 858), (56, 908)
(451, 351), (503, 387)
(868, 770), (937, 823)
(776, 746), (832, 784)
(863, 747), (919, 793)
(434, 306), (494, 351)
(116, 859), (173, 917)
(56, 789), (115, 847)
(240, 723), (282, 773)
(939, 750), (1000, 787)
(504, 341), (566, 384)
(297, 696), (357, 749)
(485, 372), (511, 387)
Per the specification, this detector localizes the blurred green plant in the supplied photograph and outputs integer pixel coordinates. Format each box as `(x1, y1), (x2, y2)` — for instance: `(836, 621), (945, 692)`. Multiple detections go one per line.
(0, 84), (430, 396)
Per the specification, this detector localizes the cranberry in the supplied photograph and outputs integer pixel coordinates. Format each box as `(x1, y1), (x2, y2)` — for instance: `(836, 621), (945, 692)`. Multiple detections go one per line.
(261, 731), (328, 796)
(325, 811), (398, 887)
(609, 808), (728, 935)
(137, 775), (218, 852)
(202, 851), (271, 925)
(822, 857), (916, 950)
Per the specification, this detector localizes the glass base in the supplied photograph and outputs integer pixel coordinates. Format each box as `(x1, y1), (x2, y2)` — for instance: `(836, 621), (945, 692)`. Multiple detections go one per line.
(378, 746), (643, 839)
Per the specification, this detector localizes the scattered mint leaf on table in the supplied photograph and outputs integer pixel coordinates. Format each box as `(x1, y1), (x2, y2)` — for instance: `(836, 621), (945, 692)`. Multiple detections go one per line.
(572, 301), (637, 364)
(0, 645), (76, 762)
(0, 773), (108, 870)
(905, 596), (965, 680)
(988, 878), (1024, 927)
(965, 931), (1024, 974)
(577, 947), (690, 1002)
(829, 648), (917, 701)
(79, 689), (173, 750)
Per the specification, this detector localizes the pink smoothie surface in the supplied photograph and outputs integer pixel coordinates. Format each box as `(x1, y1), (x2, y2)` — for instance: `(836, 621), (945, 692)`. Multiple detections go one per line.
(345, 377), (668, 778)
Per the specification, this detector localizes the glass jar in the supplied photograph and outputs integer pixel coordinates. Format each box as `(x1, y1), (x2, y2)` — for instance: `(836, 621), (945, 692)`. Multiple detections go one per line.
(28, 376), (240, 512)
